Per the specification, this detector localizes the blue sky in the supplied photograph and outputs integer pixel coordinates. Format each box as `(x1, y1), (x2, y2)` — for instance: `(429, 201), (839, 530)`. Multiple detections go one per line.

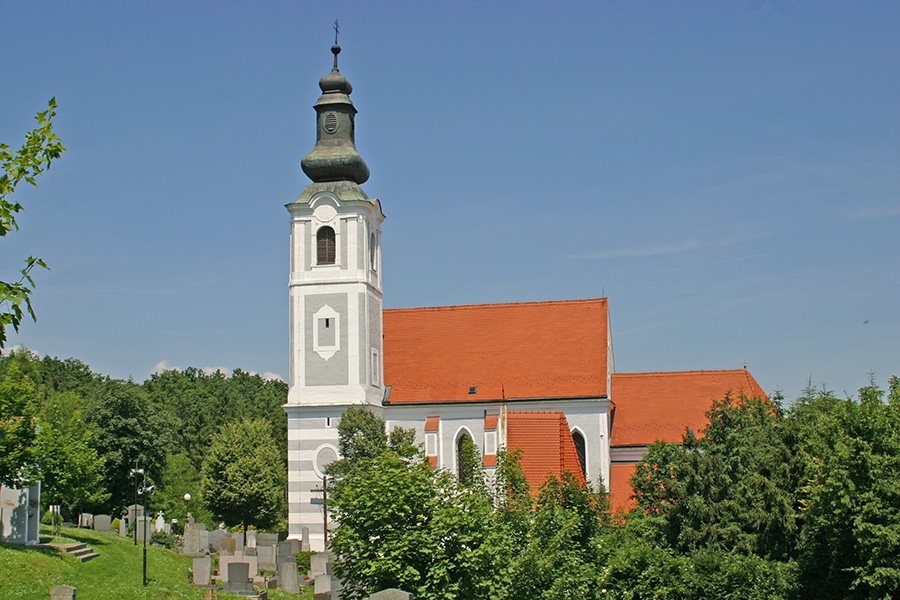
(1, 1), (897, 400)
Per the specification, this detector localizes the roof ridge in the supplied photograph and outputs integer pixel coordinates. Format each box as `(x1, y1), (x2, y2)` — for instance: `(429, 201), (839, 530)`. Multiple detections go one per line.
(613, 369), (751, 378)
(384, 297), (607, 314)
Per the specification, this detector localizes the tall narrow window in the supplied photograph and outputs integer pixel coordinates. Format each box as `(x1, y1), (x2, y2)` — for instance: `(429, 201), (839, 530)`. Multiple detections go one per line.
(369, 233), (377, 270)
(572, 430), (586, 478)
(456, 432), (475, 485)
(316, 226), (336, 265)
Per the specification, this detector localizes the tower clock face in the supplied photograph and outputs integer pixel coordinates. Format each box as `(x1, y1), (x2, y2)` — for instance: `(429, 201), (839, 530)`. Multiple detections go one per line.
(323, 112), (339, 134)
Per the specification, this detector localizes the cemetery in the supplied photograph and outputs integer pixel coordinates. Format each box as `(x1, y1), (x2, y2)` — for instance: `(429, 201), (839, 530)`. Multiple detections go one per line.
(0, 498), (418, 600)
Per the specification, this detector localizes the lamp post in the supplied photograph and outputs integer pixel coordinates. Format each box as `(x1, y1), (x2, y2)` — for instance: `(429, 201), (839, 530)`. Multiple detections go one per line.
(183, 493), (191, 528)
(129, 465), (144, 546)
(136, 471), (155, 586)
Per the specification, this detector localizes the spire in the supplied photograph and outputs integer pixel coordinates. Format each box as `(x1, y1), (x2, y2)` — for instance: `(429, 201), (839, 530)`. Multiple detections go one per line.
(301, 26), (370, 185)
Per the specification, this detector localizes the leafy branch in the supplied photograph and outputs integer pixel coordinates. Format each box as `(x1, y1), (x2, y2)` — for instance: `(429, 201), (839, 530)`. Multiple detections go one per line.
(1, 98), (66, 347)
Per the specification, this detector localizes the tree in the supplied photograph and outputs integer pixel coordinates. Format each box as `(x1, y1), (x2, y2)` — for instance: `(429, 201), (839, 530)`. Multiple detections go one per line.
(0, 363), (39, 486)
(792, 378), (900, 599)
(155, 452), (213, 531)
(504, 471), (610, 600)
(1, 99), (65, 347)
(631, 392), (797, 561)
(201, 418), (285, 541)
(36, 390), (108, 516)
(88, 379), (177, 514)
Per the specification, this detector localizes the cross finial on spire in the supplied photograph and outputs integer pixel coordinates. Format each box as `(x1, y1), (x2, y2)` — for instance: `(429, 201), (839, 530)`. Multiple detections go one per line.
(331, 19), (341, 70)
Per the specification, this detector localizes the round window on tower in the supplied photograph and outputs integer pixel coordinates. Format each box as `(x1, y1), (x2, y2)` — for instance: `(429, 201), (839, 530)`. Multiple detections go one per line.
(323, 112), (339, 134)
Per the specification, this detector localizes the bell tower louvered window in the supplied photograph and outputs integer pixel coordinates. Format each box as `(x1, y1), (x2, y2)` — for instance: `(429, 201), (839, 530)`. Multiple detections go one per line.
(316, 226), (336, 265)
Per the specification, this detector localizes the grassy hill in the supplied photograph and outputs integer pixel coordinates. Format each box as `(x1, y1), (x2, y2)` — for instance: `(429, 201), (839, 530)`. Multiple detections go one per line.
(0, 525), (313, 600)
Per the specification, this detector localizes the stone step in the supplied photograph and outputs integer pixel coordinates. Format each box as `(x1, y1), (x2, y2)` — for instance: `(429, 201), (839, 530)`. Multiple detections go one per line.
(75, 551), (99, 563)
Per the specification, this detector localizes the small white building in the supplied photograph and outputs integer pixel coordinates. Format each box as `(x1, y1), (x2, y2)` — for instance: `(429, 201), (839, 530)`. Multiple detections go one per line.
(0, 483), (41, 546)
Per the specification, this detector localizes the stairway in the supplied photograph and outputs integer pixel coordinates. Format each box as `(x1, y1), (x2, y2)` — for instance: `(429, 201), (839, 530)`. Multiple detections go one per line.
(47, 542), (99, 563)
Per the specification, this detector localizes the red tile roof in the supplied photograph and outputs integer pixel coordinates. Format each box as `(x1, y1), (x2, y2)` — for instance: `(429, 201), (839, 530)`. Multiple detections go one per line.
(506, 411), (586, 492)
(424, 416), (440, 432)
(383, 299), (609, 404)
(610, 370), (766, 447)
(609, 463), (638, 513)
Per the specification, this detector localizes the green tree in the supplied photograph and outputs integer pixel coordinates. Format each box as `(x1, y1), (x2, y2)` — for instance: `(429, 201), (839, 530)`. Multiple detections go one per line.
(155, 452), (213, 531)
(504, 471), (610, 600)
(201, 418), (285, 542)
(631, 392), (797, 561)
(327, 404), (416, 486)
(0, 363), (39, 486)
(89, 379), (177, 514)
(37, 390), (108, 515)
(143, 367), (288, 471)
(793, 378), (900, 599)
(1, 99), (65, 347)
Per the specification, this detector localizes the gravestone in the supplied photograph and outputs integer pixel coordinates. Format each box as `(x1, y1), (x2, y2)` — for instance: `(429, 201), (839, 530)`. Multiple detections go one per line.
(221, 551), (258, 581)
(126, 504), (144, 524)
(369, 590), (414, 600)
(278, 558), (300, 594)
(220, 537), (236, 556)
(77, 513), (93, 529)
(258, 544), (277, 571)
(222, 562), (255, 595)
(246, 529), (257, 549)
(208, 528), (227, 550)
(277, 540), (298, 563)
(258, 533), (278, 546)
(93, 514), (112, 532)
(183, 522), (209, 556)
(309, 551), (333, 578)
(228, 532), (245, 553)
(134, 516), (152, 542)
(118, 515), (128, 537)
(49, 585), (77, 600)
(301, 526), (310, 552)
(314, 554), (341, 597)
(192, 557), (212, 585)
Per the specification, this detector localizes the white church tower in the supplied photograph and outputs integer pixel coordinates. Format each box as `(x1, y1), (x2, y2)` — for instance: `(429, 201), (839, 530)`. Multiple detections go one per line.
(284, 40), (385, 550)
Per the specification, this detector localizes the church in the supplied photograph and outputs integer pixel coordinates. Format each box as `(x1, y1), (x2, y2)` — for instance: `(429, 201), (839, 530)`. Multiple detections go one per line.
(284, 43), (766, 551)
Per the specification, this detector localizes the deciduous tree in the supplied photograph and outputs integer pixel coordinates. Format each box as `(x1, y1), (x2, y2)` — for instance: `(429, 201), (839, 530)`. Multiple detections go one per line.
(201, 418), (285, 541)
(1, 99), (65, 347)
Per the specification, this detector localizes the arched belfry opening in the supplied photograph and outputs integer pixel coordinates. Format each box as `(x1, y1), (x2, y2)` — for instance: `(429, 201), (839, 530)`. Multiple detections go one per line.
(317, 226), (336, 264)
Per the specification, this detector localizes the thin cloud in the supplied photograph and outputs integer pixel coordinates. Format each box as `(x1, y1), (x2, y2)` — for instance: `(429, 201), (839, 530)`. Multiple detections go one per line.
(150, 361), (283, 382)
(848, 203), (900, 219)
(569, 231), (768, 261)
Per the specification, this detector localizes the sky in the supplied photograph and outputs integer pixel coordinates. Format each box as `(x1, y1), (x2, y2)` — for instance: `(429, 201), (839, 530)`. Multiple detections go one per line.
(1, 1), (897, 401)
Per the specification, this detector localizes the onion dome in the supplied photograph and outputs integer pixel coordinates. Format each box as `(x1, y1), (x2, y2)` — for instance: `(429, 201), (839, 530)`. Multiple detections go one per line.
(301, 43), (370, 185)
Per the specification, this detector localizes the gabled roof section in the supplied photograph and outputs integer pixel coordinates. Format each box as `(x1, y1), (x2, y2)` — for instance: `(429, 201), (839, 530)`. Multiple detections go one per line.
(610, 369), (766, 447)
(506, 411), (586, 492)
(383, 299), (609, 404)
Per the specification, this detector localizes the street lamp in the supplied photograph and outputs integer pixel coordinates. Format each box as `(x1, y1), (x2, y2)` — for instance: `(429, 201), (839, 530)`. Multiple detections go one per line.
(183, 493), (192, 526)
(138, 477), (155, 586)
(129, 466), (144, 546)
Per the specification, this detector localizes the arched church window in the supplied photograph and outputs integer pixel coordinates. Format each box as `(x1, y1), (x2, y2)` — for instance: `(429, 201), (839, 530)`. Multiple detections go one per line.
(456, 431), (475, 485)
(572, 429), (586, 479)
(317, 226), (336, 265)
(369, 232), (377, 270)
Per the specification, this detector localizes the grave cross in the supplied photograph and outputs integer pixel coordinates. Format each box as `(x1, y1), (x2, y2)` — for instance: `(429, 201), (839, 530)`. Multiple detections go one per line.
(311, 474), (331, 547)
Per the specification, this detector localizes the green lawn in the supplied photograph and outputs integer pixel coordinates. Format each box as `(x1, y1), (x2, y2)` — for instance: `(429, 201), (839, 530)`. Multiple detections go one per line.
(0, 525), (313, 600)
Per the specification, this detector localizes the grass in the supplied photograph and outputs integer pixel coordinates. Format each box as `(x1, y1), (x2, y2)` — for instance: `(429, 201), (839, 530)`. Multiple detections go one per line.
(0, 525), (313, 600)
